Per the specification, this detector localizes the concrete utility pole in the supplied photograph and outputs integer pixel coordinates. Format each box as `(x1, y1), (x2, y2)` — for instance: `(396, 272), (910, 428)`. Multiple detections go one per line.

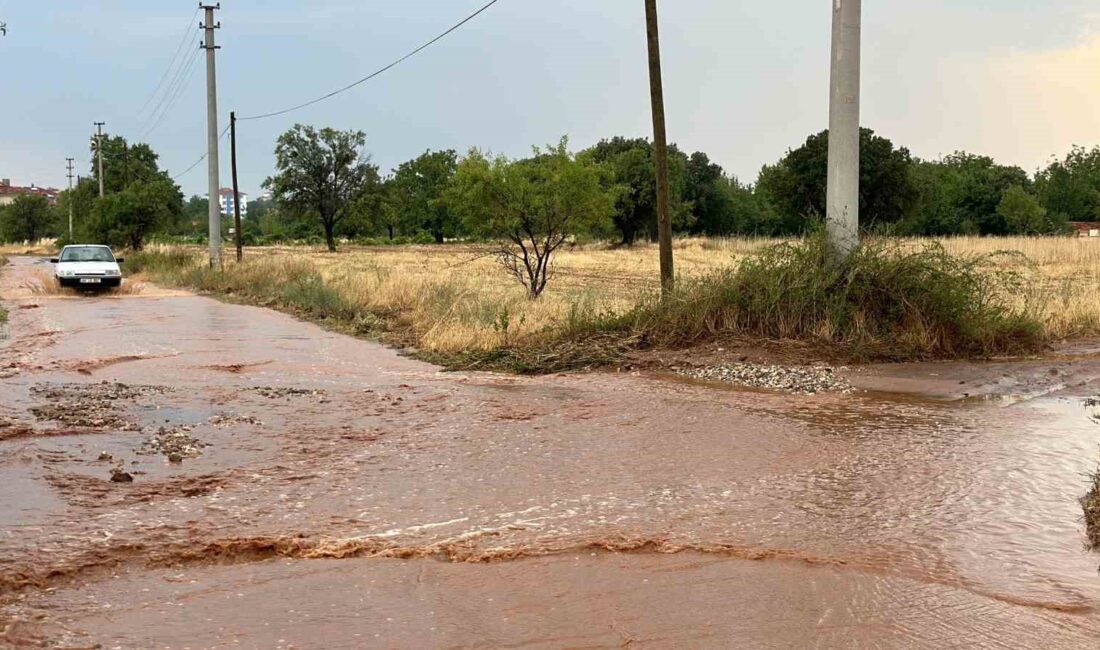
(94, 122), (106, 198)
(826, 0), (862, 259)
(230, 111), (243, 262)
(201, 3), (222, 269)
(65, 158), (75, 239)
(644, 0), (674, 295)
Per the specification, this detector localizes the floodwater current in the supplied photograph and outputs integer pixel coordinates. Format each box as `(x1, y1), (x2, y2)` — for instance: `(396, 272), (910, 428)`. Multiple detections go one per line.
(1, 255), (1098, 648)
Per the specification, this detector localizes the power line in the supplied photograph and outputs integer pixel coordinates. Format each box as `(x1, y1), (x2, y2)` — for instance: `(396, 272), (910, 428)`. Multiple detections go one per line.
(171, 125), (230, 181)
(140, 46), (202, 139)
(135, 6), (202, 121)
(141, 47), (203, 141)
(237, 0), (503, 121)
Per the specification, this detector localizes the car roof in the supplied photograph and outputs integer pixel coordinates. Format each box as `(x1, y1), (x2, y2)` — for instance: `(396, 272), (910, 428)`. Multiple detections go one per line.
(62, 245), (112, 250)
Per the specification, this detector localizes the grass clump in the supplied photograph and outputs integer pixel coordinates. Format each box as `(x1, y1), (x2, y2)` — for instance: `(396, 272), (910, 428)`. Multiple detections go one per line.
(1085, 469), (1100, 550)
(121, 248), (201, 277)
(606, 236), (1046, 360)
(128, 250), (361, 327)
(0, 255), (8, 324)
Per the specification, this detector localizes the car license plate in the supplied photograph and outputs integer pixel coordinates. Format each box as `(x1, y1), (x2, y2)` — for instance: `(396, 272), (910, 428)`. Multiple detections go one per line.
(79, 278), (102, 284)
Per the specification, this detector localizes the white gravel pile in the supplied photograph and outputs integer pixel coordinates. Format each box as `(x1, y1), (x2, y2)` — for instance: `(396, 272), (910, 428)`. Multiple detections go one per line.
(678, 363), (852, 395)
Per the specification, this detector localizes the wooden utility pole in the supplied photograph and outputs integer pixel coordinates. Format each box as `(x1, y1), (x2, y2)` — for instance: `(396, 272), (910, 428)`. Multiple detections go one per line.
(230, 111), (243, 262)
(65, 158), (75, 240)
(826, 0), (861, 259)
(644, 0), (674, 295)
(94, 122), (106, 198)
(201, 3), (222, 269)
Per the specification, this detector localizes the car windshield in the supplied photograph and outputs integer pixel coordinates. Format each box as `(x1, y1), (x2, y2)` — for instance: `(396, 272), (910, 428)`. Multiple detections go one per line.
(60, 247), (115, 263)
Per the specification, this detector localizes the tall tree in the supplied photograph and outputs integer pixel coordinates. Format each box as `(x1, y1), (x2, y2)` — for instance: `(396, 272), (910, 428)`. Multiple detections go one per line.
(264, 124), (378, 252)
(998, 185), (1058, 235)
(1035, 145), (1100, 223)
(389, 149), (459, 243)
(446, 139), (616, 298)
(684, 152), (731, 235)
(56, 178), (99, 242)
(0, 194), (54, 243)
(581, 137), (688, 245)
(899, 153), (1034, 235)
(86, 179), (181, 250)
(90, 136), (169, 195)
(755, 128), (918, 234)
(176, 195), (210, 235)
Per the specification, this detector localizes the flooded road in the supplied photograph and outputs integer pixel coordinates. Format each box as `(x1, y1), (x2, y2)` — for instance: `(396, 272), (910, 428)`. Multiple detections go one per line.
(2, 254), (1099, 648)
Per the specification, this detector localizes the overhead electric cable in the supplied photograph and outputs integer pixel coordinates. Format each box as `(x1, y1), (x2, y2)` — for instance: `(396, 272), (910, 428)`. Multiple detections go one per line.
(141, 48), (203, 140)
(135, 6), (202, 120)
(171, 125), (230, 181)
(237, 0), (502, 121)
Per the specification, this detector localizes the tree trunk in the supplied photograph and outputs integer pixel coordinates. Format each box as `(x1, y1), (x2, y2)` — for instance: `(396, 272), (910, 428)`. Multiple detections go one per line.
(387, 224), (394, 240)
(324, 223), (337, 252)
(620, 224), (637, 246)
(433, 228), (444, 244)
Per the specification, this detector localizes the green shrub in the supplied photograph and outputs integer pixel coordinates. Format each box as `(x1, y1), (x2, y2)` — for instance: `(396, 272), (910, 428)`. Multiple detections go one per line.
(1085, 467), (1100, 550)
(607, 235), (1045, 360)
(122, 249), (199, 277)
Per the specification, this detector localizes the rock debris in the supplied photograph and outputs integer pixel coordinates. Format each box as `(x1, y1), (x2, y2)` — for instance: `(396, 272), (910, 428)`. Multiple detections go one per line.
(677, 363), (852, 395)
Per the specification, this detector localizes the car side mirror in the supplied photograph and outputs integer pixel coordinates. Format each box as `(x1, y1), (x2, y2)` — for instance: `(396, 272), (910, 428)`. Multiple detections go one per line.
(115, 257), (125, 264)
(49, 258), (59, 263)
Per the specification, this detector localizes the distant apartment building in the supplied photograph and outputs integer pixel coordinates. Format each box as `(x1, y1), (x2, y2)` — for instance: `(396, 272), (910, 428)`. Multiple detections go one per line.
(0, 178), (61, 206)
(217, 188), (248, 218)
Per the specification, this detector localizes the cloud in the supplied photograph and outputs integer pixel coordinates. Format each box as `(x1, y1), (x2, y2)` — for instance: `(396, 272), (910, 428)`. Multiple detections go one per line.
(914, 32), (1100, 171)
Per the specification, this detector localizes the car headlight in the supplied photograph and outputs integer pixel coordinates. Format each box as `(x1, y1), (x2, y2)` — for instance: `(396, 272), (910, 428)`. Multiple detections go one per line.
(59, 270), (74, 277)
(105, 269), (121, 277)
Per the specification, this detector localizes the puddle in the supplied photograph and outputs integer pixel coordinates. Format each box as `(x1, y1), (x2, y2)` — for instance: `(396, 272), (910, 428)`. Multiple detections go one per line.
(1, 254), (1099, 646)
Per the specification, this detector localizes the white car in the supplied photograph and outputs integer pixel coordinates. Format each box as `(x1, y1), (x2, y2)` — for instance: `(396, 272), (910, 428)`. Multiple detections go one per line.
(51, 245), (125, 289)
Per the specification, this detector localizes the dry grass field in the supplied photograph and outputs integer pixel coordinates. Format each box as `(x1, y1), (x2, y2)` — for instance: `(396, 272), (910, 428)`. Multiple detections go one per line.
(934, 236), (1100, 338)
(224, 238), (780, 353)
(5, 236), (1098, 358)
(160, 235), (1100, 355)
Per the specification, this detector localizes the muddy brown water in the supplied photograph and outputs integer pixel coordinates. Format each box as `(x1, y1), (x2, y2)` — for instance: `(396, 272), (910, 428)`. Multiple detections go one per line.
(1, 255), (1099, 648)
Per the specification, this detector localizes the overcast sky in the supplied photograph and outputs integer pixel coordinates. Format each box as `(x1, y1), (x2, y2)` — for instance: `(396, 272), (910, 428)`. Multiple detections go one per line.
(1, 0), (1097, 197)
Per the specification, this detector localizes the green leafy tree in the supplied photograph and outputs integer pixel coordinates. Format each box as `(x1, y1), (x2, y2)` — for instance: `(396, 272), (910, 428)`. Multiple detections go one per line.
(341, 175), (398, 240)
(997, 185), (1055, 235)
(446, 139), (616, 298)
(722, 176), (783, 235)
(899, 153), (1034, 235)
(755, 128), (918, 234)
(264, 124), (379, 252)
(172, 195), (209, 236)
(55, 178), (99, 243)
(1035, 145), (1100, 222)
(581, 137), (689, 245)
(684, 152), (730, 235)
(91, 135), (169, 194)
(86, 179), (181, 250)
(389, 150), (459, 243)
(0, 194), (54, 243)
(682, 153), (778, 236)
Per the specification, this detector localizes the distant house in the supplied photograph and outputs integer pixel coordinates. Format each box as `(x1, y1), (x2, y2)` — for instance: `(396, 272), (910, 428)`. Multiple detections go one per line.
(1070, 222), (1100, 238)
(215, 188), (248, 218)
(0, 178), (60, 206)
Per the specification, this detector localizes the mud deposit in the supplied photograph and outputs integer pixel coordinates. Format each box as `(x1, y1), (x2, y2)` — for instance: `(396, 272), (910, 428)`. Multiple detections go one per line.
(2, 254), (1100, 648)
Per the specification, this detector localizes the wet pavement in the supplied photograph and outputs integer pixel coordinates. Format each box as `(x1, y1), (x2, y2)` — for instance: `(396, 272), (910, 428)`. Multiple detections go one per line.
(1, 254), (1099, 648)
